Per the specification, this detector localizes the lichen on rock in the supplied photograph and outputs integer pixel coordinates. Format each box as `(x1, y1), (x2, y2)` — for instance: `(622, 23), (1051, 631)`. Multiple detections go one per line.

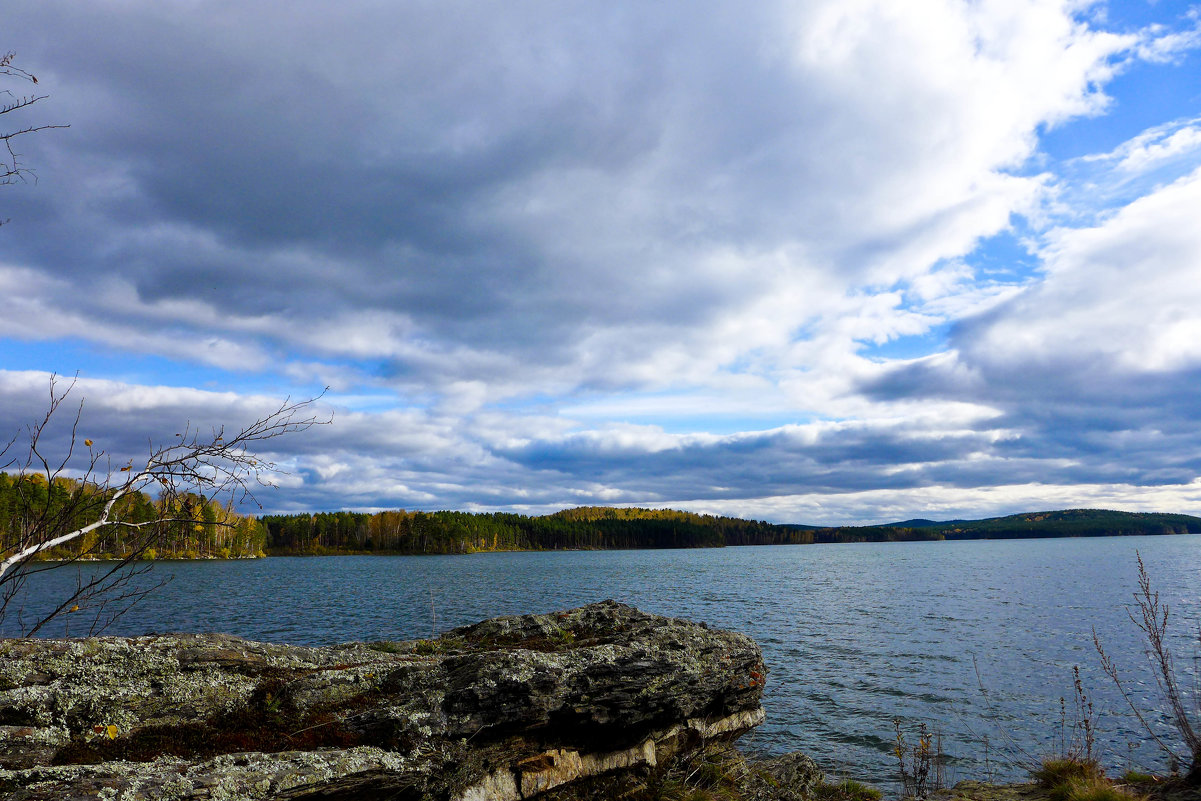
(0, 600), (814, 800)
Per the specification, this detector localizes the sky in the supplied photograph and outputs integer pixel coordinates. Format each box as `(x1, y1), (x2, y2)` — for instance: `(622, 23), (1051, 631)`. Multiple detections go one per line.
(2, 1), (1201, 524)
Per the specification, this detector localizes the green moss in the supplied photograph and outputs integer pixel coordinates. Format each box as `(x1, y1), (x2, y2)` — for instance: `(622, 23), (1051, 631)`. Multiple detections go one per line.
(412, 639), (442, 655)
(550, 627), (577, 647)
(365, 637), (469, 656)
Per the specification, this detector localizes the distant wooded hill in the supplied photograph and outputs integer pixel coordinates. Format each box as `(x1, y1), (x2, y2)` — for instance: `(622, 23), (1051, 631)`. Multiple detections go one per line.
(259, 506), (1201, 556)
(4, 470), (1194, 561)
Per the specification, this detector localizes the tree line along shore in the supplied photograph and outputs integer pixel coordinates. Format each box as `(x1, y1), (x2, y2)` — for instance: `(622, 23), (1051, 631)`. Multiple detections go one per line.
(2, 472), (1199, 561)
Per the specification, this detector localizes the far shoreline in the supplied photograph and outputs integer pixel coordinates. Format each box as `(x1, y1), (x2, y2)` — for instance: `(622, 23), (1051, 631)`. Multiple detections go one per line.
(36, 524), (1201, 564)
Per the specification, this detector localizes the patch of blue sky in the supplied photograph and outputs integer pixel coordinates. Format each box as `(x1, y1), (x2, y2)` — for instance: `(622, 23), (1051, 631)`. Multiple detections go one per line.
(323, 388), (414, 414)
(960, 227), (1040, 282)
(1041, 9), (1201, 164)
(1089, 1), (1190, 30)
(717, 350), (770, 376)
(1050, 115), (1201, 224)
(0, 337), (321, 398)
(858, 322), (952, 362)
(0, 337), (248, 389)
(786, 319), (822, 346)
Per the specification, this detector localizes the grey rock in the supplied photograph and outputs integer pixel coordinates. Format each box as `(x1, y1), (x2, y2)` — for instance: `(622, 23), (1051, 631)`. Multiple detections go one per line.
(746, 751), (825, 801)
(0, 600), (768, 800)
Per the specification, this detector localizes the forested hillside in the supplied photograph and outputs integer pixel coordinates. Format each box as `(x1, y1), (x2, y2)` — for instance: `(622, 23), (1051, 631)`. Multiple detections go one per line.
(260, 505), (1201, 555)
(924, 508), (1201, 539)
(260, 507), (774, 554)
(0, 472), (267, 561)
(6, 472), (1197, 560)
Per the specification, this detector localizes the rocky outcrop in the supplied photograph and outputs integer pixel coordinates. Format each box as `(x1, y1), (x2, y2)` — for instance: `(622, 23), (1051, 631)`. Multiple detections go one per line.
(0, 600), (774, 800)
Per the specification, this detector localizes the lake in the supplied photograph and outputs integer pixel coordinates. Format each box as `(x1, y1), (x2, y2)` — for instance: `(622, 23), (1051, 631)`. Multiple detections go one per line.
(4, 534), (1200, 787)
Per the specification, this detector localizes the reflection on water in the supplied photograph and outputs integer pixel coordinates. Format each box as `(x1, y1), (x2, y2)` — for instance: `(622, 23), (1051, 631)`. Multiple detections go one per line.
(5, 534), (1200, 786)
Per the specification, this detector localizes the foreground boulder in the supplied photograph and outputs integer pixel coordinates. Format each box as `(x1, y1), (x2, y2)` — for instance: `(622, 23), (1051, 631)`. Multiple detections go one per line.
(0, 600), (772, 800)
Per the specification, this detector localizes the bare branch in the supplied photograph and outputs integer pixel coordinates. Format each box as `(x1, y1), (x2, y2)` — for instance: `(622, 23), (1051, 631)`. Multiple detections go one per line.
(1093, 625), (1182, 762)
(1093, 552), (1201, 781)
(1, 377), (330, 635)
(1, 50), (68, 213)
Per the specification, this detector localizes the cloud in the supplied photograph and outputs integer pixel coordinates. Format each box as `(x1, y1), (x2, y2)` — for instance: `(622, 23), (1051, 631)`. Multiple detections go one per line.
(1052, 116), (1201, 220)
(966, 166), (1201, 373)
(864, 166), (1201, 494)
(3, 2), (1201, 520)
(5, 1), (1151, 395)
(671, 479), (1201, 525)
(1114, 123), (1201, 174)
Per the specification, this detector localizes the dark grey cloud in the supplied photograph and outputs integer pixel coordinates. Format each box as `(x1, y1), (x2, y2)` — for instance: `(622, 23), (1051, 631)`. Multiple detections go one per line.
(5, 0), (1077, 373)
(4, 2), (1198, 521)
(866, 356), (1201, 485)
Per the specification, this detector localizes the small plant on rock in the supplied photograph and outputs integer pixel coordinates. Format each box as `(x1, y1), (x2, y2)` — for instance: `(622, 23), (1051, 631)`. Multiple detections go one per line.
(1033, 757), (1104, 801)
(1062, 666), (1097, 768)
(1032, 667), (1119, 801)
(893, 719), (944, 799)
(1032, 757), (1145, 801)
(550, 625), (576, 647)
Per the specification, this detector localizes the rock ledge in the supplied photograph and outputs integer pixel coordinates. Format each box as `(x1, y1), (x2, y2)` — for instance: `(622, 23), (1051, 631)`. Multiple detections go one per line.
(0, 600), (769, 800)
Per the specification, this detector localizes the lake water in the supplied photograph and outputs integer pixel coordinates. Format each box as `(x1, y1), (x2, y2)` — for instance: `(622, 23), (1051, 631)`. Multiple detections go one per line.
(5, 534), (1200, 787)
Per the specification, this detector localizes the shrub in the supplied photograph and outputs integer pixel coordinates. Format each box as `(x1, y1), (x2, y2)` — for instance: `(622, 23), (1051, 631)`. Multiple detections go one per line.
(1034, 665), (1100, 795)
(1033, 757), (1103, 800)
(894, 719), (944, 799)
(1093, 552), (1200, 784)
(1033, 757), (1146, 801)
